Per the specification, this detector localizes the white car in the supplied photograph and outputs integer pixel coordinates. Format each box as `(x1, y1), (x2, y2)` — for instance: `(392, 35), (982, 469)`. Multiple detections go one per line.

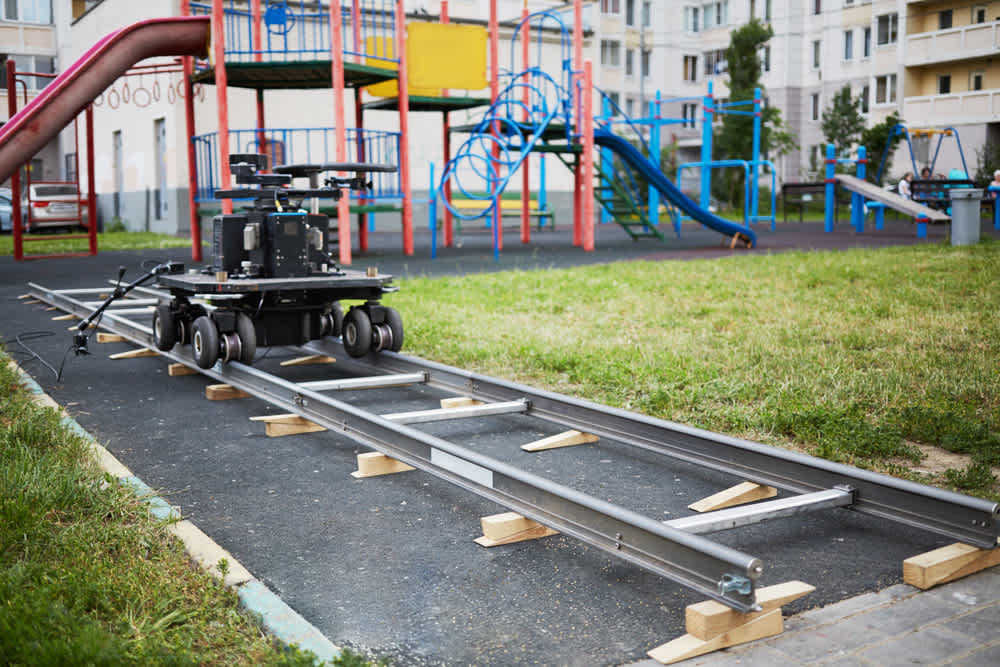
(23, 183), (90, 231)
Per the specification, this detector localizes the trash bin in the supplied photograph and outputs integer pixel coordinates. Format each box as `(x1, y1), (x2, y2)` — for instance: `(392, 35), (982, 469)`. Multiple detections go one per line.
(949, 188), (982, 246)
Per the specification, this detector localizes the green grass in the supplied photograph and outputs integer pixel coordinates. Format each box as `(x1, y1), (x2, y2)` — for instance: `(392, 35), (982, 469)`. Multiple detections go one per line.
(0, 231), (200, 255)
(0, 354), (326, 665)
(387, 239), (1000, 499)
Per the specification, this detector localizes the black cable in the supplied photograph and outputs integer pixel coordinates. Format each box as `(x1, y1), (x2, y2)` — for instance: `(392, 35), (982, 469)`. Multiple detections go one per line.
(3, 331), (60, 381)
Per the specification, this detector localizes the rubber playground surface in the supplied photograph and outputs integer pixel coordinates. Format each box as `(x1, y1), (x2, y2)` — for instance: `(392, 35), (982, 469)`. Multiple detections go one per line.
(2, 218), (998, 666)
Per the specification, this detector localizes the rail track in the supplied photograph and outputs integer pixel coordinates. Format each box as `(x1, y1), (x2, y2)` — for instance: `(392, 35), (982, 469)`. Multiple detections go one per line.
(26, 280), (1000, 616)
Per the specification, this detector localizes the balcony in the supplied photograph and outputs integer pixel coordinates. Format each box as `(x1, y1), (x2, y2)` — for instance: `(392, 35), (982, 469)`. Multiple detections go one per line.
(904, 21), (1000, 67)
(903, 88), (1000, 125)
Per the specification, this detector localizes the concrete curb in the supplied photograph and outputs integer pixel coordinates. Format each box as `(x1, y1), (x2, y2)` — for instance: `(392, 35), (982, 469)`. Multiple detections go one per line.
(9, 360), (341, 665)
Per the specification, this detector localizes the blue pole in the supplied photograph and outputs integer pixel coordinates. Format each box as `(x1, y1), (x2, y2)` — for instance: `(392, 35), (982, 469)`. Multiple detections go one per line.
(539, 154), (548, 228)
(824, 144), (835, 233)
(428, 162), (437, 259)
(750, 87), (761, 224)
(991, 185), (1000, 230)
(853, 146), (866, 233)
(701, 81), (713, 212)
(600, 96), (612, 226)
(649, 91), (661, 227)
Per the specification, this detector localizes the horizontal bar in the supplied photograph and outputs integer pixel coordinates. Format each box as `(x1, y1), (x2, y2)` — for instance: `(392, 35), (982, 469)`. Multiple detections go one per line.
(666, 488), (855, 535)
(83, 298), (161, 308)
(27, 282), (763, 612)
(382, 400), (528, 425)
(298, 373), (427, 392)
(307, 341), (1000, 549)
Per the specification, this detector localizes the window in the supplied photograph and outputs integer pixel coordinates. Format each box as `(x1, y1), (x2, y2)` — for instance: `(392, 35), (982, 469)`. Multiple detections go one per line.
(704, 48), (726, 76)
(860, 84), (870, 114)
(683, 55), (698, 82)
(641, 1), (651, 27)
(64, 153), (76, 182)
(701, 1), (728, 28)
(863, 27), (871, 58)
(600, 0), (620, 14)
(876, 13), (898, 46)
(625, 48), (635, 77)
(813, 0), (821, 15)
(625, 0), (635, 25)
(939, 10), (953, 30)
(875, 74), (896, 104)
(760, 45), (771, 73)
(938, 75), (951, 95)
(641, 50), (650, 77)
(682, 103), (698, 129)
(0, 54), (55, 90)
(625, 96), (635, 116)
(608, 92), (620, 107)
(811, 93), (819, 121)
(843, 30), (853, 61)
(971, 71), (984, 91)
(685, 6), (700, 32)
(1, 0), (53, 24)
(763, 0), (771, 21)
(812, 40), (821, 69)
(600, 40), (621, 67)
(973, 6), (987, 24)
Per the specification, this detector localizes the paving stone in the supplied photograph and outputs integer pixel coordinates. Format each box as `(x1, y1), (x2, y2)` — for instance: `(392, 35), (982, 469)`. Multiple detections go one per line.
(686, 644), (804, 666)
(925, 569), (1000, 605)
(847, 592), (967, 636)
(857, 625), (974, 666)
(951, 640), (1000, 667)
(795, 585), (914, 628)
(942, 603), (1000, 643)
(756, 616), (888, 664)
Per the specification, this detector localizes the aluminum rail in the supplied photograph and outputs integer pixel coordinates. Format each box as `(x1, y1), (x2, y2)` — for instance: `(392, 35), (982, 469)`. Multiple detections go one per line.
(303, 341), (1000, 549)
(27, 282), (765, 612)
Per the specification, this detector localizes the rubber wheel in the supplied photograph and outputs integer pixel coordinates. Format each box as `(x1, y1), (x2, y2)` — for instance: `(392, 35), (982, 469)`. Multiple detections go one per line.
(152, 304), (178, 351)
(331, 301), (345, 338)
(384, 307), (404, 352)
(342, 307), (372, 358)
(235, 313), (257, 364)
(191, 315), (220, 369)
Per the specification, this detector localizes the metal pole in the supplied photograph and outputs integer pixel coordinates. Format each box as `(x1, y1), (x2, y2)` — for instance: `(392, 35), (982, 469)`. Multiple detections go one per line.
(582, 60), (595, 252)
(701, 81), (713, 212)
(85, 105), (97, 255)
(355, 87), (368, 252)
(489, 0), (501, 251)
(329, 0), (352, 264)
(824, 144), (835, 233)
(396, 0), (414, 256)
(649, 92), (661, 227)
(179, 0), (202, 261)
(212, 0), (233, 216)
(854, 146), (866, 233)
(751, 87), (761, 223)
(520, 5), (531, 245)
(8, 59), (23, 261)
(441, 0), (453, 248)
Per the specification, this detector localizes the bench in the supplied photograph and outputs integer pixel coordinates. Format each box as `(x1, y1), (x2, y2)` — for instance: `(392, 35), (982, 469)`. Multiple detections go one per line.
(450, 195), (555, 231)
(910, 179), (976, 214)
(781, 182), (847, 223)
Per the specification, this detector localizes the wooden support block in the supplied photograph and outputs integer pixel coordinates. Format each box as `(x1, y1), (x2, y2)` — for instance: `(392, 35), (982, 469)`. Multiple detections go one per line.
(205, 384), (250, 401)
(903, 542), (1000, 590)
(17, 294), (31, 299)
(52, 314), (78, 321)
(440, 396), (484, 409)
(521, 429), (599, 452)
(279, 354), (336, 367)
(685, 580), (814, 641)
(688, 481), (778, 513)
(109, 348), (159, 360)
(350, 451), (415, 478)
(647, 609), (783, 665)
(249, 413), (327, 437)
(474, 511), (558, 547)
(45, 306), (58, 311)
(167, 363), (199, 377)
(23, 299), (42, 305)
(96, 333), (128, 343)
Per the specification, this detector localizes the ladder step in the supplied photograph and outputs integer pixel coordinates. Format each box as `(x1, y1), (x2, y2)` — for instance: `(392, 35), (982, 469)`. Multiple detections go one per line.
(382, 399), (528, 425)
(298, 373), (427, 392)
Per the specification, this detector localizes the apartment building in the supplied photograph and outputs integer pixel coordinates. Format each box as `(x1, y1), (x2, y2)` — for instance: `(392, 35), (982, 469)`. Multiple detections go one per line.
(0, 0), (66, 186)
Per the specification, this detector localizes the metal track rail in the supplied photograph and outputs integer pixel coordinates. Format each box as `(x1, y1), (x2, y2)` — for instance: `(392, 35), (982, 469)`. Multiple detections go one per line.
(308, 341), (999, 549)
(29, 282), (767, 612)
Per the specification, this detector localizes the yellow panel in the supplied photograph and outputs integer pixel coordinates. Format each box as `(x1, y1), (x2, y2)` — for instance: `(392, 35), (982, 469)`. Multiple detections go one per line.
(407, 22), (487, 91)
(363, 35), (439, 98)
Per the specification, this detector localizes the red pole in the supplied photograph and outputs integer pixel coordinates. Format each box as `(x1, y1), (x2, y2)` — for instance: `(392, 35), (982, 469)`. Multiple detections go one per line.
(351, 0), (361, 64)
(397, 0), (413, 256)
(85, 105), (97, 255)
(252, 0), (262, 61)
(329, 0), (352, 264)
(181, 0), (201, 260)
(582, 60), (595, 252)
(489, 0), (501, 251)
(8, 59), (23, 261)
(574, 0), (583, 130)
(355, 87), (368, 252)
(212, 0), (232, 216)
(441, 0), (453, 248)
(573, 157), (582, 246)
(520, 5), (530, 245)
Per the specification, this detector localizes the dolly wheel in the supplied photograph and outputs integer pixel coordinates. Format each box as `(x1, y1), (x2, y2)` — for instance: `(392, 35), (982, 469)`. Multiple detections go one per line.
(192, 316), (220, 369)
(384, 307), (404, 353)
(342, 307), (372, 358)
(331, 301), (344, 338)
(235, 313), (257, 364)
(152, 305), (178, 351)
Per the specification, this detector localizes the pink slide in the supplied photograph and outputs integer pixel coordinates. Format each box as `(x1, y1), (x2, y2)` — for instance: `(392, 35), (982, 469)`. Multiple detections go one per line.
(0, 16), (210, 184)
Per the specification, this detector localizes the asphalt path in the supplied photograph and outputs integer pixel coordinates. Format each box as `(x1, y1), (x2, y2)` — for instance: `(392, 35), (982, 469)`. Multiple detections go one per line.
(2, 220), (993, 666)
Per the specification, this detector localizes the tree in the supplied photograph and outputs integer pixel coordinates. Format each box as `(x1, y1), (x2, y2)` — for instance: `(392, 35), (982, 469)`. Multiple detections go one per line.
(859, 111), (904, 185)
(714, 19), (796, 206)
(821, 86), (864, 153)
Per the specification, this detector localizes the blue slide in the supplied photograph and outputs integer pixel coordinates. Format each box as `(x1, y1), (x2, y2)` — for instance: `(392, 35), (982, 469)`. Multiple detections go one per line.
(593, 128), (757, 247)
